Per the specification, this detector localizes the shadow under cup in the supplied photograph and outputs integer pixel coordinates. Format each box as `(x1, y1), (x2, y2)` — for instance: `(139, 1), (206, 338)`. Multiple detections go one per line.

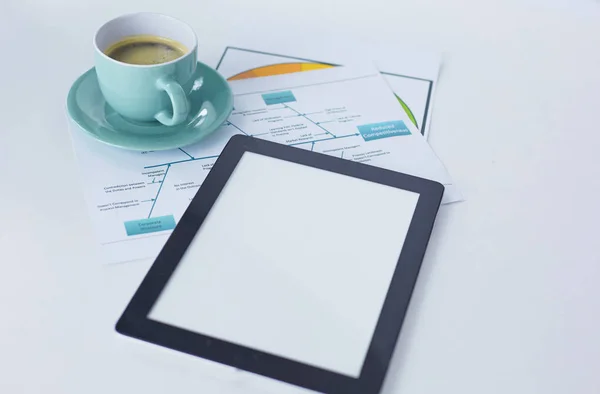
(94, 13), (198, 125)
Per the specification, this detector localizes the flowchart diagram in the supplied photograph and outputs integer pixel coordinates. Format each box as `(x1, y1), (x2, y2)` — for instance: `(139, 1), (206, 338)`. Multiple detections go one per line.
(117, 89), (411, 241)
(70, 65), (458, 263)
(216, 46), (437, 136)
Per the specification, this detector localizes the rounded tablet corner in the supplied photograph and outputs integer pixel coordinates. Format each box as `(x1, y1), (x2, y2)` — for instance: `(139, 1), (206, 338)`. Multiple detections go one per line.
(227, 134), (250, 146)
(434, 181), (446, 197)
(436, 181), (446, 193)
(115, 316), (127, 334)
(425, 180), (445, 203)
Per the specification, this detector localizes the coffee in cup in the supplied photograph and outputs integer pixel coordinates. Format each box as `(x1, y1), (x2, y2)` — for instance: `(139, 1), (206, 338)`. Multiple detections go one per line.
(104, 35), (188, 65)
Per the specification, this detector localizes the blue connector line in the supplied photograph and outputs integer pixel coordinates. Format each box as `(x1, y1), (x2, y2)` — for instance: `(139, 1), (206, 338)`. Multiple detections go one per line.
(142, 114), (359, 170)
(144, 155), (220, 169)
(282, 103), (336, 138)
(289, 133), (359, 147)
(226, 120), (249, 136)
(178, 148), (194, 159)
(147, 164), (170, 218)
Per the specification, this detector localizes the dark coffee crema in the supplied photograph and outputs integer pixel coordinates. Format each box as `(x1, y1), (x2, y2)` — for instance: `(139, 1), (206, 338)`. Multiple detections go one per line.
(104, 35), (187, 65)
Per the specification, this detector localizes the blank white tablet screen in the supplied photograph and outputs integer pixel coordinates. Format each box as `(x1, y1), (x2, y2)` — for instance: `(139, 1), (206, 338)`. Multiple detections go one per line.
(149, 152), (419, 378)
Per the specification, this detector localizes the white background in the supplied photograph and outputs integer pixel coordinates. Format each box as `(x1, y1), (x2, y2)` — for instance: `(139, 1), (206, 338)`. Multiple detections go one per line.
(1, 0), (600, 393)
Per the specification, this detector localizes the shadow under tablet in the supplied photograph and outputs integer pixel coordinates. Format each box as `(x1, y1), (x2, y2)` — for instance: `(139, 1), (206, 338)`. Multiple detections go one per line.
(116, 135), (444, 394)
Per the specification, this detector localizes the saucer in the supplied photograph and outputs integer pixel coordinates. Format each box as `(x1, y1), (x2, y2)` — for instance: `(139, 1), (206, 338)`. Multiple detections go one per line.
(67, 62), (233, 151)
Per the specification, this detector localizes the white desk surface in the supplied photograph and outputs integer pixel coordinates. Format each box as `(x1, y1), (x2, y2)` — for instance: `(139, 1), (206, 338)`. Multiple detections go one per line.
(1, 1), (600, 393)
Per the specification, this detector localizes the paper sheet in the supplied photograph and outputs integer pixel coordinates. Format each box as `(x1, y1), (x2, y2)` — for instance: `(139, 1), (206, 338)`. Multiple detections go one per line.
(215, 46), (440, 138)
(69, 64), (461, 264)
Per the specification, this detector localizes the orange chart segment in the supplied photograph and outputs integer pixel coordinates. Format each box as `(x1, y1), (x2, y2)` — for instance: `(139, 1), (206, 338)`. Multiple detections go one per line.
(228, 62), (333, 80)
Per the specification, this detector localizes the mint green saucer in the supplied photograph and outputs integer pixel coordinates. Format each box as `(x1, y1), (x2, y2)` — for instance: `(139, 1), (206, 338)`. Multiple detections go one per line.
(67, 62), (233, 151)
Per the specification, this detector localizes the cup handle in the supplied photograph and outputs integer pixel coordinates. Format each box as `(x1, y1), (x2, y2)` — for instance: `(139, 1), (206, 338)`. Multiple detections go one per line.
(154, 76), (189, 126)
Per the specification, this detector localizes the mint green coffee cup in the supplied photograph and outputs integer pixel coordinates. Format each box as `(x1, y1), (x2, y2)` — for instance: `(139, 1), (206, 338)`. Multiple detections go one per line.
(94, 13), (198, 126)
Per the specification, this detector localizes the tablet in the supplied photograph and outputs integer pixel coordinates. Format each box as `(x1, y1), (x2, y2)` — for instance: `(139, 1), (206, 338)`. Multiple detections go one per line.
(116, 135), (444, 394)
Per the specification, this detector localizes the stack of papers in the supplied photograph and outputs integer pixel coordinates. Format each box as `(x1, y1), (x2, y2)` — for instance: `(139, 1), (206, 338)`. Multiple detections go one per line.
(69, 47), (462, 264)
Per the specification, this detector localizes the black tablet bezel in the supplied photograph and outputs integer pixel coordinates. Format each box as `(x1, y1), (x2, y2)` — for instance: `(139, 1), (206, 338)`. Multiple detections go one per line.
(116, 135), (444, 394)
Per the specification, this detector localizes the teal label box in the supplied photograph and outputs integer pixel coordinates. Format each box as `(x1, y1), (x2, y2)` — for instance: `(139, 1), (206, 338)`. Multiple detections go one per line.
(262, 91), (296, 105)
(357, 120), (411, 141)
(124, 215), (176, 236)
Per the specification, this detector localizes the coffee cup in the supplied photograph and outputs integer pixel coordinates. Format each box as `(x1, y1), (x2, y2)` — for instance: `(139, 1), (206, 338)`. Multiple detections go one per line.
(94, 13), (198, 126)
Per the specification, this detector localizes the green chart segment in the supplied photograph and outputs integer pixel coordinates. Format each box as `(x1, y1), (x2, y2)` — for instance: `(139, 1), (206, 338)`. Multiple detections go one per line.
(395, 95), (418, 129)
